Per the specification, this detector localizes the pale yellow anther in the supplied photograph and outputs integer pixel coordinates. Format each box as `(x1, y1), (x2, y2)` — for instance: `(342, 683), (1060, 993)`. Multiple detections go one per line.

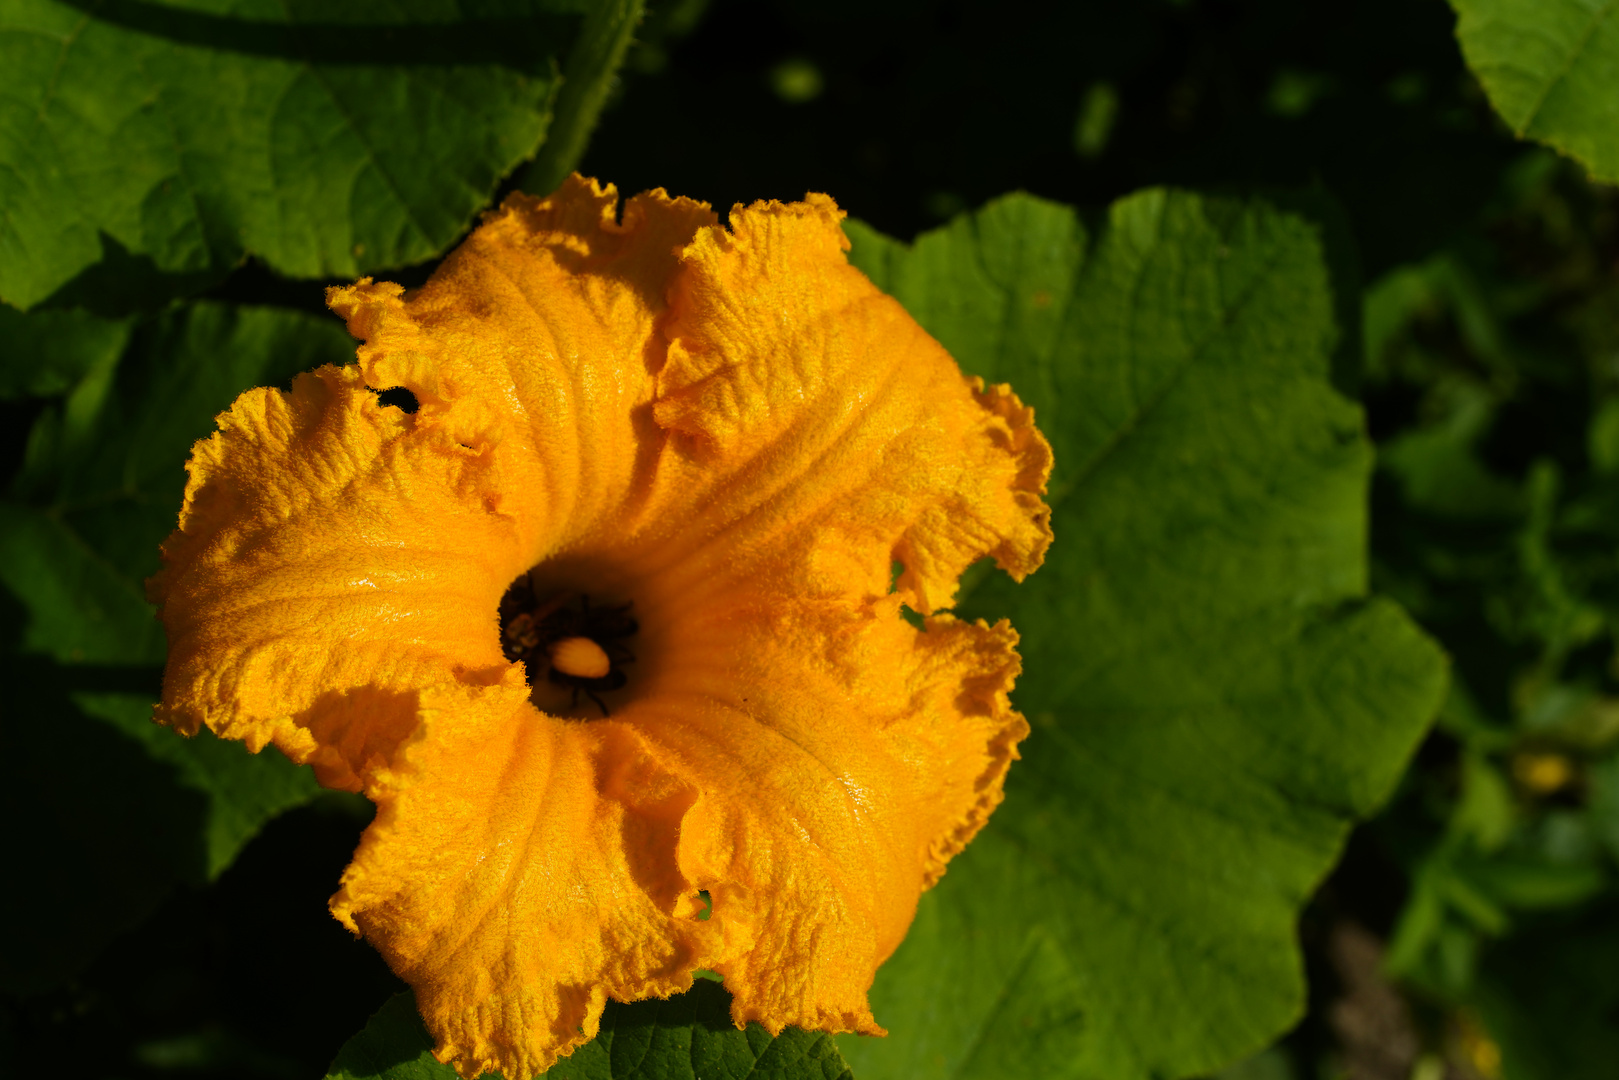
(548, 636), (611, 679)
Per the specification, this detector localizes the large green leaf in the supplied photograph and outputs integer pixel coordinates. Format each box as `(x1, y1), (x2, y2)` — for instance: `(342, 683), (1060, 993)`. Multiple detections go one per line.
(2, 300), (355, 663)
(1450, 0), (1619, 182)
(326, 982), (854, 1080)
(836, 191), (1448, 1078)
(0, 0), (625, 310)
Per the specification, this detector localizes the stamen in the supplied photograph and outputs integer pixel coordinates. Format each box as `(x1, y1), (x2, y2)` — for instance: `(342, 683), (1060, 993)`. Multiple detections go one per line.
(549, 636), (611, 679)
(497, 579), (640, 716)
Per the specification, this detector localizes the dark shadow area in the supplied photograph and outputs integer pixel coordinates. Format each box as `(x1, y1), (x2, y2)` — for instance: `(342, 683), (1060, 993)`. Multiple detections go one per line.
(584, 0), (1513, 278)
(0, 574), (390, 1076)
(38, 235), (449, 325)
(1, 794), (398, 1080)
(57, 0), (577, 70)
(200, 254), (443, 321)
(38, 232), (232, 320)
(0, 647), (192, 995)
(1473, 900), (1619, 1078)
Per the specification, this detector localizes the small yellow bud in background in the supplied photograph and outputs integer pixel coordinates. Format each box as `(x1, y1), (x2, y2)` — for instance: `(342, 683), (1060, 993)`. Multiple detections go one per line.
(1511, 751), (1574, 796)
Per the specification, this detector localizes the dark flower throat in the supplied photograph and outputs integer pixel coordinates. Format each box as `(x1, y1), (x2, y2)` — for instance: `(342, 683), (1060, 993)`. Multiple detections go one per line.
(498, 578), (637, 716)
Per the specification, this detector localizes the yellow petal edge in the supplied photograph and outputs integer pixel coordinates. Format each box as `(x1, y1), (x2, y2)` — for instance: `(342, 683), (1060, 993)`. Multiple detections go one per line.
(149, 175), (1053, 1079)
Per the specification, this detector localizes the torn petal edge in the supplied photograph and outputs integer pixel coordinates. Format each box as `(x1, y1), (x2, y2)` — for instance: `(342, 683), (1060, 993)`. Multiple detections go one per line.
(973, 377), (1055, 584)
(919, 614), (1028, 889)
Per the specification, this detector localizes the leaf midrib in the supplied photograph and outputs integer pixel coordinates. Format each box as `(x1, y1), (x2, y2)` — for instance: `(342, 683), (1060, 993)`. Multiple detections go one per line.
(1052, 226), (1290, 511)
(952, 204), (1293, 612)
(1513, 0), (1619, 135)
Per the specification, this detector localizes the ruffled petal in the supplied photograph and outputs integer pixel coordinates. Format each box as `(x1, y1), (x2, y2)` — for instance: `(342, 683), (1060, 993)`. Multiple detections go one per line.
(327, 175), (718, 555)
(152, 177), (718, 790)
(648, 195), (1052, 613)
(330, 677), (723, 1080)
(150, 362), (527, 789)
(331, 588), (1025, 1078)
(645, 594), (1028, 1035)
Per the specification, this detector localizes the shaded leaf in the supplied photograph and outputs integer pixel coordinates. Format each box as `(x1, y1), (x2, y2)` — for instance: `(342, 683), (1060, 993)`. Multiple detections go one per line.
(82, 689), (324, 879)
(0, 304), (131, 399)
(325, 993), (458, 1080)
(1, 301), (355, 663)
(1377, 380), (1524, 520)
(840, 191), (1447, 1078)
(0, 302), (349, 991)
(1450, 0), (1619, 182)
(326, 982), (854, 1080)
(0, 0), (591, 309)
(520, 0), (647, 196)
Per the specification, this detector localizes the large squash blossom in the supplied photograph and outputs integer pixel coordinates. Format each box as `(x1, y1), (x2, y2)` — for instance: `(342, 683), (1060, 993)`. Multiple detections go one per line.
(150, 175), (1052, 1079)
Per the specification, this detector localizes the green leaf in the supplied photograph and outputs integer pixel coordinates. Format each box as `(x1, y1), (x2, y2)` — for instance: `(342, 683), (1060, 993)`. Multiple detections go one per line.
(1450, 0), (1619, 183)
(325, 982), (855, 1080)
(0, 302), (349, 991)
(840, 191), (1447, 1078)
(1, 301), (355, 663)
(0, 0), (596, 310)
(0, 304), (131, 398)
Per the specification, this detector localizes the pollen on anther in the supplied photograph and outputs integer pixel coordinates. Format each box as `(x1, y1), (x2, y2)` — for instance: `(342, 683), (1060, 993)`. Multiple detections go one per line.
(549, 636), (611, 679)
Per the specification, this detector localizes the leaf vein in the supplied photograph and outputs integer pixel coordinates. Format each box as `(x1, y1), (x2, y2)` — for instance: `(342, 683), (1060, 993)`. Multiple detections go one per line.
(1516, 0), (1619, 135)
(1053, 212), (1289, 508)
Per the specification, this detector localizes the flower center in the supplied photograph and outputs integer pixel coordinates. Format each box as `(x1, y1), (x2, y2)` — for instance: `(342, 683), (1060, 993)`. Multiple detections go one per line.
(498, 575), (638, 717)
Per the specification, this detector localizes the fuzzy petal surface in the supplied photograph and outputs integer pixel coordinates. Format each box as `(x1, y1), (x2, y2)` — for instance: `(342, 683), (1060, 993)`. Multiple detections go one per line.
(151, 175), (1052, 1078)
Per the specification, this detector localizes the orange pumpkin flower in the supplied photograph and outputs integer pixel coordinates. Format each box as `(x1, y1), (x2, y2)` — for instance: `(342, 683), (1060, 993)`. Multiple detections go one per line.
(149, 175), (1052, 1079)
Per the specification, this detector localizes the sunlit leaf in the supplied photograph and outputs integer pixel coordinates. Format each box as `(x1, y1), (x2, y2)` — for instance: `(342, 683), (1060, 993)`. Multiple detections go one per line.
(0, 0), (610, 309)
(840, 190), (1447, 1079)
(520, 0), (646, 197)
(1450, 0), (1619, 182)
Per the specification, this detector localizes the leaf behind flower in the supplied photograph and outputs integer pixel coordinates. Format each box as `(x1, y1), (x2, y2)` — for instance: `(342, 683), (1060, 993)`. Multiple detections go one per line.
(839, 189), (1448, 1079)
(325, 981), (855, 1080)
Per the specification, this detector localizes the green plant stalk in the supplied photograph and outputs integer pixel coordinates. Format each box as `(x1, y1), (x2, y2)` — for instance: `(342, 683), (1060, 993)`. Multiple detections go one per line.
(521, 0), (647, 196)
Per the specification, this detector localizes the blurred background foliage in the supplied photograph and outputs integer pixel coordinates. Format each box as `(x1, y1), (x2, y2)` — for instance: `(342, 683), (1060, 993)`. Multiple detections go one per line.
(2, 0), (1616, 1077)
